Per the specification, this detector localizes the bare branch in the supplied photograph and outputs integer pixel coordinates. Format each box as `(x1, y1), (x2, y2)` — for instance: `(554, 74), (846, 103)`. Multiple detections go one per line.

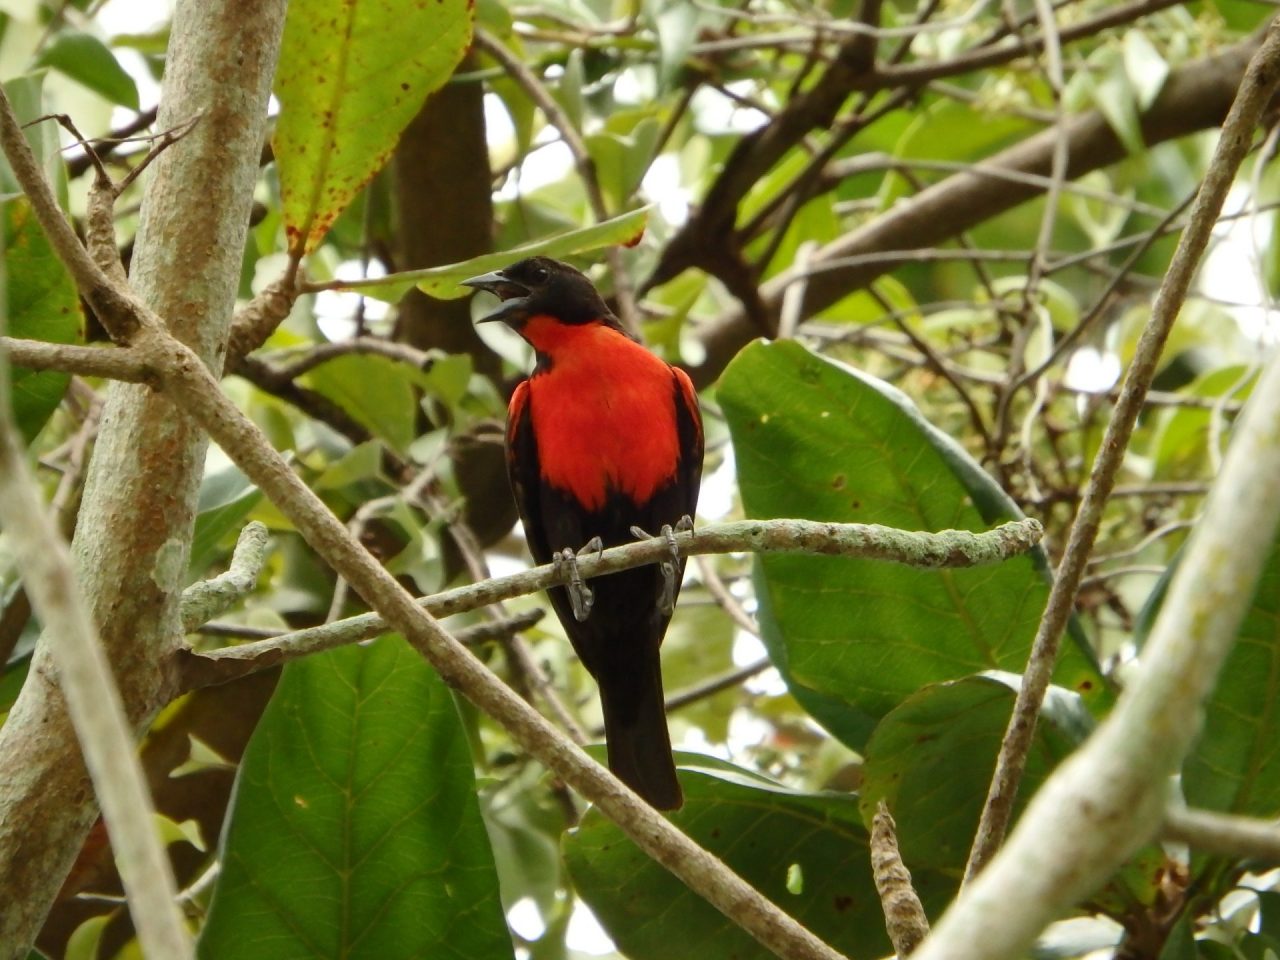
(872, 801), (930, 957)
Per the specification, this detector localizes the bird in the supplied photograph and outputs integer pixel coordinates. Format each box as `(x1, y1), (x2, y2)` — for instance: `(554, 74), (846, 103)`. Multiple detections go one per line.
(463, 256), (703, 810)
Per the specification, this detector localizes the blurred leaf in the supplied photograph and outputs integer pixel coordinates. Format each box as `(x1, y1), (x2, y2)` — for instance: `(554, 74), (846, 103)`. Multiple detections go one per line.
(554, 48), (585, 132)
(587, 118), (660, 210)
(34, 31), (139, 108)
(1123, 30), (1169, 111)
(6, 198), (84, 443)
(0, 73), (66, 203)
(481, 777), (565, 914)
(198, 636), (510, 959)
(274, 0), (473, 254)
(0, 654), (29, 720)
(719, 340), (1105, 749)
(565, 761), (952, 960)
(65, 916), (110, 960)
(342, 207), (650, 302)
(648, 0), (702, 87)
(189, 461), (263, 577)
(302, 353), (419, 455)
(313, 439), (385, 491)
(1093, 49), (1145, 156)
(1151, 365), (1254, 481)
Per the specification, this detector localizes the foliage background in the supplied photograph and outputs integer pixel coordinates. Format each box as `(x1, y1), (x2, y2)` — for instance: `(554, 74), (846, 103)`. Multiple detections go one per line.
(1, 0), (1278, 958)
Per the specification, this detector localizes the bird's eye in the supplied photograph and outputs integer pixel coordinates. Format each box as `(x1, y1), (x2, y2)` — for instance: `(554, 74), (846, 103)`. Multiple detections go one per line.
(530, 264), (549, 284)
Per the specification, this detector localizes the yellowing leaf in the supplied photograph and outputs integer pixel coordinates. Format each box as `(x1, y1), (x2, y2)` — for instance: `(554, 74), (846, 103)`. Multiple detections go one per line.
(274, 0), (474, 255)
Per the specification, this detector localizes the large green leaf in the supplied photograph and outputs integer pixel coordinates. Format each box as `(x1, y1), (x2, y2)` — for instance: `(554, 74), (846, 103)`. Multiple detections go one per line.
(1138, 525), (1280, 818)
(198, 636), (511, 960)
(860, 674), (1091, 872)
(565, 760), (952, 960)
(6, 198), (84, 442)
(719, 340), (1104, 748)
(274, 0), (473, 254)
(0, 74), (64, 203)
(861, 674), (1163, 917)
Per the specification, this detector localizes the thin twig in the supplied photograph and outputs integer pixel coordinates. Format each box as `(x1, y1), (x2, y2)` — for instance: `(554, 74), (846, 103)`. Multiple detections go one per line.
(872, 801), (930, 957)
(1162, 807), (1280, 862)
(180, 523), (271, 632)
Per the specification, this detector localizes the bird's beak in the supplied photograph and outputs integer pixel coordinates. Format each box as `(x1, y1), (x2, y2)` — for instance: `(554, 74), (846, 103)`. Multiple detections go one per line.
(461, 270), (530, 325)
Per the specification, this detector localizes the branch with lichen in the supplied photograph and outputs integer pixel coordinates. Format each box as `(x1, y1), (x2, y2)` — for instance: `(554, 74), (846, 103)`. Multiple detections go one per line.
(180, 522), (271, 632)
(175, 517), (1043, 690)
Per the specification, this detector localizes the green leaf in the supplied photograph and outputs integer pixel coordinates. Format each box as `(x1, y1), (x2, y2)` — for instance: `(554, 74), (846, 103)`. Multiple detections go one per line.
(565, 761), (952, 960)
(34, 31), (140, 108)
(6, 198), (84, 443)
(0, 75), (62, 203)
(1138, 523), (1280, 818)
(301, 353), (418, 455)
(273, 0), (474, 254)
(1123, 30), (1169, 111)
(198, 636), (511, 960)
(341, 207), (650, 303)
(860, 674), (1091, 871)
(1092, 49), (1145, 156)
(719, 340), (1105, 749)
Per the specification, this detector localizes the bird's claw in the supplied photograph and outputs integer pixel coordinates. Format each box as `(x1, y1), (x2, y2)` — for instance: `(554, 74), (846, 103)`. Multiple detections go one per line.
(555, 546), (595, 622)
(631, 517), (693, 616)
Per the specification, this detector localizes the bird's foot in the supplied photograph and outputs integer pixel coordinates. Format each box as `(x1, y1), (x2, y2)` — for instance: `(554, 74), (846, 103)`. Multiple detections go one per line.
(631, 517), (693, 615)
(555, 537), (603, 623)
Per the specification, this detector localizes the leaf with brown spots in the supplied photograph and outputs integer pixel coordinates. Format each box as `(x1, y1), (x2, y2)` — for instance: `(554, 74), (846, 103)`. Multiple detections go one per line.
(273, 0), (473, 255)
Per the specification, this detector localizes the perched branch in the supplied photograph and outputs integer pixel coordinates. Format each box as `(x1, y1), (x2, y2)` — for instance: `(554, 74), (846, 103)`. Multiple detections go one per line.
(964, 17), (1280, 881)
(176, 517), (1044, 689)
(180, 522), (270, 632)
(912, 26), (1280, 960)
(872, 801), (930, 957)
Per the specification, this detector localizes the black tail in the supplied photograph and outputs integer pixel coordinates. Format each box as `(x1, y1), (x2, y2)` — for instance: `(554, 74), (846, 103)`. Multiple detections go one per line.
(598, 653), (683, 810)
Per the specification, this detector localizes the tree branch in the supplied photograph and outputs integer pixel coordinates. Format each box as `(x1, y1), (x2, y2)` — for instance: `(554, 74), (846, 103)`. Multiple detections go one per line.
(180, 522), (270, 632)
(0, 321), (192, 960)
(0, 3), (288, 954)
(1162, 807), (1280, 863)
(872, 801), (929, 957)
